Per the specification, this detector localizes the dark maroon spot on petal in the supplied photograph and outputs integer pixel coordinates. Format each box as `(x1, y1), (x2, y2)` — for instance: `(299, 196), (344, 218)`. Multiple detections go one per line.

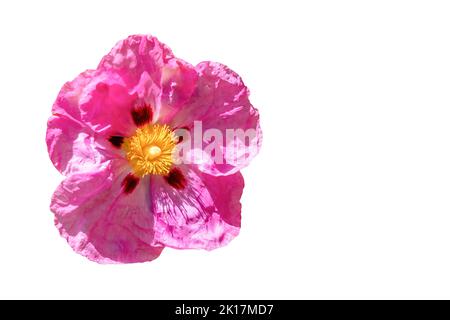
(121, 173), (140, 194)
(131, 104), (153, 127)
(176, 135), (183, 144)
(108, 135), (124, 148)
(164, 168), (187, 190)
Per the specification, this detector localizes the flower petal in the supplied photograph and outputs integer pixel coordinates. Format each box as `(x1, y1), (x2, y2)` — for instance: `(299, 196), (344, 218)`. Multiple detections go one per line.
(51, 162), (163, 263)
(48, 69), (135, 175)
(78, 70), (138, 137)
(99, 35), (178, 121)
(150, 165), (244, 250)
(51, 70), (96, 120)
(46, 114), (111, 175)
(158, 58), (198, 122)
(99, 35), (199, 123)
(99, 35), (174, 85)
(169, 62), (262, 176)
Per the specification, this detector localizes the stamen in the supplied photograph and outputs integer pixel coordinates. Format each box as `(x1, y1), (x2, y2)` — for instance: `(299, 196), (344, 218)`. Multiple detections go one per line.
(122, 124), (177, 177)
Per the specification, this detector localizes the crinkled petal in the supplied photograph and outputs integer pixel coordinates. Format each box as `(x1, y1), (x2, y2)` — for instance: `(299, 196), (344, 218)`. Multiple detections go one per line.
(99, 35), (174, 86)
(51, 70), (96, 120)
(99, 35), (166, 119)
(78, 71), (138, 137)
(51, 162), (163, 263)
(99, 35), (198, 123)
(150, 165), (244, 250)
(169, 62), (262, 176)
(46, 114), (111, 175)
(158, 58), (198, 122)
(47, 69), (135, 175)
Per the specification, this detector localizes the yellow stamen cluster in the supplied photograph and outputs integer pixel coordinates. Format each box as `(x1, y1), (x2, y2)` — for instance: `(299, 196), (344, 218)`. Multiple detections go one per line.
(122, 124), (176, 177)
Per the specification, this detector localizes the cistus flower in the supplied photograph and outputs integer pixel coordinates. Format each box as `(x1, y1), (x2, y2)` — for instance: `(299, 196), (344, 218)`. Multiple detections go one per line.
(46, 34), (262, 263)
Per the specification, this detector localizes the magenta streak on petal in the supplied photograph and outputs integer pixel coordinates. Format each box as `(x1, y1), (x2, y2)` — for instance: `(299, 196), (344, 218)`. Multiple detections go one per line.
(121, 173), (140, 194)
(164, 168), (187, 189)
(131, 104), (153, 127)
(150, 166), (243, 250)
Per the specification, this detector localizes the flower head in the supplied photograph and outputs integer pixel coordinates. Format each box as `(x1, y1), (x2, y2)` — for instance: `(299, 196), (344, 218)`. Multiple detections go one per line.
(47, 34), (262, 263)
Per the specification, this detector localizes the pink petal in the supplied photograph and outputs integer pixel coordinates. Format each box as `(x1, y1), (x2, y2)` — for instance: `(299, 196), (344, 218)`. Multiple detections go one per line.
(48, 69), (136, 175)
(78, 71), (138, 137)
(99, 35), (174, 86)
(99, 35), (163, 118)
(150, 165), (244, 250)
(51, 69), (96, 120)
(99, 35), (198, 123)
(158, 58), (198, 122)
(169, 62), (262, 176)
(46, 114), (112, 175)
(51, 162), (163, 263)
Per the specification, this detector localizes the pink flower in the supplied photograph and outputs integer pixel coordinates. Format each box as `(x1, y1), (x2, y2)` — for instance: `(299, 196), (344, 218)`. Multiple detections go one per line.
(47, 34), (262, 263)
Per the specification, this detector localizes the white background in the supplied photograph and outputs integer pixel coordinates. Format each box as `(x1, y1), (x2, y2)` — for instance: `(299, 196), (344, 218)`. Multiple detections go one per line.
(0, 0), (450, 299)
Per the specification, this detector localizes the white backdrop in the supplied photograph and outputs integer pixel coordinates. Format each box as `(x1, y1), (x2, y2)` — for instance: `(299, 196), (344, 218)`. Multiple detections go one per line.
(1, 0), (450, 299)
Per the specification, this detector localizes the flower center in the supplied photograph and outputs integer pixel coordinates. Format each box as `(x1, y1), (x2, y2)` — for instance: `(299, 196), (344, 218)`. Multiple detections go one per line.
(122, 124), (176, 177)
(144, 145), (162, 160)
